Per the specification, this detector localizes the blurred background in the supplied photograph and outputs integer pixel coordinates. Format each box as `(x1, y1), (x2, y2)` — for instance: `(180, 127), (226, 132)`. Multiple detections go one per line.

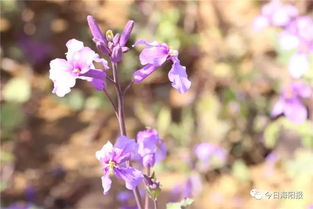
(1, 0), (313, 209)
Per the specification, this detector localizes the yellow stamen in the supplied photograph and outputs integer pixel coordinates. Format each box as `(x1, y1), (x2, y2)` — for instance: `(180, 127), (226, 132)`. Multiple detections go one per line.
(106, 30), (114, 40)
(169, 49), (178, 56)
(105, 160), (116, 175)
(73, 68), (81, 73)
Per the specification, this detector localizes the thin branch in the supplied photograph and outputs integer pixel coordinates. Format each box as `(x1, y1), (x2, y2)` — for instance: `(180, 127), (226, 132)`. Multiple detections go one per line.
(106, 76), (116, 85)
(153, 200), (158, 209)
(103, 89), (118, 119)
(144, 167), (151, 209)
(123, 81), (133, 96)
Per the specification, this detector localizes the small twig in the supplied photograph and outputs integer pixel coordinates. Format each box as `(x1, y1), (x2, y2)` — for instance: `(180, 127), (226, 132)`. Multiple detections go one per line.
(153, 200), (158, 209)
(103, 89), (118, 119)
(144, 167), (151, 209)
(111, 62), (143, 209)
(123, 81), (133, 96)
(106, 76), (116, 85)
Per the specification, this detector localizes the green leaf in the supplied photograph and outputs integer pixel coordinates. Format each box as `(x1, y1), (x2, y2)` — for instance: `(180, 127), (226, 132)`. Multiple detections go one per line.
(264, 121), (281, 148)
(0, 151), (14, 162)
(0, 103), (24, 139)
(3, 77), (31, 103)
(232, 160), (250, 182)
(166, 198), (194, 209)
(0, 180), (8, 192)
(157, 107), (171, 138)
(55, 90), (84, 111)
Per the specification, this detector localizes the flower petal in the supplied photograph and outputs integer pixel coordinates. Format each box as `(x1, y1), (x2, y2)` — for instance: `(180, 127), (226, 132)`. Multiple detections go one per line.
(132, 40), (153, 47)
(137, 129), (159, 156)
(80, 69), (106, 90)
(120, 20), (134, 47)
(115, 136), (139, 160)
(115, 167), (143, 190)
(96, 141), (114, 162)
(291, 82), (312, 98)
(70, 47), (99, 73)
(66, 39), (84, 60)
(111, 45), (123, 63)
(168, 61), (191, 94)
(288, 53), (309, 79)
(49, 58), (71, 81)
(271, 97), (285, 117)
(253, 16), (269, 31)
(284, 98), (307, 124)
(87, 16), (107, 45)
(139, 45), (169, 66)
(142, 153), (155, 168)
(49, 58), (76, 97)
(155, 140), (167, 163)
(133, 64), (158, 82)
(101, 173), (112, 195)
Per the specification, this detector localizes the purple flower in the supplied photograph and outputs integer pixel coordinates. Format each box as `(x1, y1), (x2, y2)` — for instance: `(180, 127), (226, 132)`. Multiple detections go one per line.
(194, 142), (227, 171)
(133, 40), (191, 94)
(49, 39), (108, 97)
(284, 16), (313, 52)
(117, 190), (133, 203)
(18, 35), (51, 65)
(279, 16), (313, 78)
(272, 82), (312, 124)
(3, 203), (34, 209)
(136, 129), (167, 168)
(171, 174), (202, 201)
(96, 136), (143, 194)
(288, 52), (310, 78)
(253, 0), (298, 30)
(87, 15), (134, 62)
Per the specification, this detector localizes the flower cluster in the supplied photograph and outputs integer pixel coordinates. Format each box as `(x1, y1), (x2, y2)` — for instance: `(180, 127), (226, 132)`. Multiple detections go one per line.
(133, 41), (191, 94)
(96, 136), (143, 194)
(96, 129), (167, 195)
(87, 16), (134, 63)
(171, 173), (202, 201)
(194, 142), (227, 171)
(49, 16), (191, 97)
(279, 16), (313, 78)
(48, 15), (191, 209)
(136, 129), (166, 168)
(253, 0), (298, 30)
(49, 39), (108, 97)
(272, 82), (311, 124)
(254, 0), (313, 124)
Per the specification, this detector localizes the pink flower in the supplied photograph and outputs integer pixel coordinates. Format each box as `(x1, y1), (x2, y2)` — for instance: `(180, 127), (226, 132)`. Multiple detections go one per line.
(133, 40), (191, 94)
(272, 82), (312, 124)
(96, 136), (143, 195)
(253, 0), (298, 30)
(49, 39), (108, 97)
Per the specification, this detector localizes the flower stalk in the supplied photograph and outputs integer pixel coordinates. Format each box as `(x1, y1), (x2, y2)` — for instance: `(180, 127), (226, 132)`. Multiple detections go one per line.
(110, 62), (143, 209)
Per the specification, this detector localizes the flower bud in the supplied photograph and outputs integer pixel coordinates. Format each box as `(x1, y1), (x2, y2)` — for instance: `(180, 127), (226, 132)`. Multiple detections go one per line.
(87, 16), (107, 45)
(106, 30), (114, 41)
(111, 45), (122, 62)
(144, 174), (161, 200)
(96, 41), (110, 55)
(143, 153), (155, 168)
(120, 20), (134, 47)
(113, 34), (121, 45)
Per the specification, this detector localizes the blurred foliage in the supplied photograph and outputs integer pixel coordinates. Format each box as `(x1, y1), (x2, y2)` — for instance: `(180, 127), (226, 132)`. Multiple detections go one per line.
(1, 103), (25, 140)
(1, 0), (313, 209)
(3, 77), (31, 103)
(166, 198), (194, 209)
